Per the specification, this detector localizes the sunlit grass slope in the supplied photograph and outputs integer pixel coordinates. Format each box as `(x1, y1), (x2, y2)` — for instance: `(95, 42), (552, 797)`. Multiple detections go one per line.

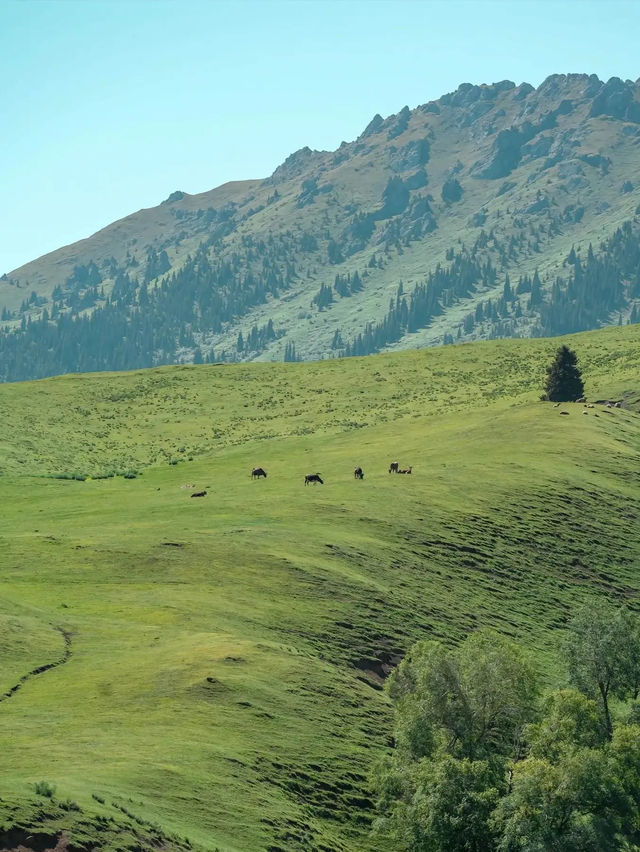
(1, 324), (640, 478)
(1, 325), (640, 851)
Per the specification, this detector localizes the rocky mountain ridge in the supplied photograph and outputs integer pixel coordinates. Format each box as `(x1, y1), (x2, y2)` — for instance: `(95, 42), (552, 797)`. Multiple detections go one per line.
(3, 72), (640, 380)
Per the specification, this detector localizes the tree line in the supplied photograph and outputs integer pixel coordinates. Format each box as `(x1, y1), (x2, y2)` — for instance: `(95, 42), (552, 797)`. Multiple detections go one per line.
(3, 207), (640, 379)
(0, 231), (305, 380)
(338, 221), (640, 357)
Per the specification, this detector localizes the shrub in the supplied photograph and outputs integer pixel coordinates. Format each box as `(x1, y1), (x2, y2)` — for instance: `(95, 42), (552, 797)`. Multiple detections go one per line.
(51, 472), (87, 481)
(34, 780), (56, 798)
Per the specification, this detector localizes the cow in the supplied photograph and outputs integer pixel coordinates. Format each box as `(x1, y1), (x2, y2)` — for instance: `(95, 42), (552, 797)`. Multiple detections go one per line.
(398, 466), (413, 474)
(389, 462), (399, 474)
(251, 467), (267, 479)
(354, 467), (364, 480)
(191, 490), (207, 498)
(305, 473), (324, 485)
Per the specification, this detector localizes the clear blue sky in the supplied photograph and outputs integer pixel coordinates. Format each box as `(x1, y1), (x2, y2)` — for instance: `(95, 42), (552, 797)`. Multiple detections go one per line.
(2, 0), (639, 274)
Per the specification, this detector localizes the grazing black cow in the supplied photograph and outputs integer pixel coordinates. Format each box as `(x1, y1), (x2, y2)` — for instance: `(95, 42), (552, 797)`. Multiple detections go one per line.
(389, 462), (399, 474)
(251, 467), (267, 479)
(191, 490), (207, 497)
(354, 467), (364, 480)
(305, 473), (324, 485)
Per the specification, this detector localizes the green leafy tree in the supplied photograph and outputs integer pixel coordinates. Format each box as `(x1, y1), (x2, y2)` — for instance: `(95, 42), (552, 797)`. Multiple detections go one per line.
(609, 723), (640, 844)
(564, 605), (640, 738)
(375, 612), (640, 852)
(494, 748), (626, 852)
(374, 631), (537, 851)
(375, 756), (503, 852)
(493, 690), (638, 851)
(544, 345), (584, 401)
(526, 689), (603, 761)
(388, 631), (538, 762)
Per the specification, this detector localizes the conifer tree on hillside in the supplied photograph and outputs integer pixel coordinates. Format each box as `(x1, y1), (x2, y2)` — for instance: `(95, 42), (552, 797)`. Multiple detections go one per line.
(283, 341), (298, 362)
(544, 345), (584, 401)
(441, 177), (463, 204)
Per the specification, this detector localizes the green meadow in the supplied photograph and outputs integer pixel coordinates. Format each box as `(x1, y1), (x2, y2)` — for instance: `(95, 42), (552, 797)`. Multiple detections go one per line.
(1, 325), (640, 850)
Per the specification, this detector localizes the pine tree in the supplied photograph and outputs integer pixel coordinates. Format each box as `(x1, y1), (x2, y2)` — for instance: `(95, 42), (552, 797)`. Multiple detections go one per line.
(529, 269), (543, 308)
(441, 177), (463, 204)
(327, 240), (343, 265)
(503, 273), (512, 302)
(283, 341), (298, 362)
(544, 345), (584, 401)
(331, 329), (344, 350)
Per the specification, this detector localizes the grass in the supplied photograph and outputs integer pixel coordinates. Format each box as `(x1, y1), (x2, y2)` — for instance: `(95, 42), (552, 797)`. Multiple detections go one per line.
(1, 325), (640, 850)
(1, 323), (639, 478)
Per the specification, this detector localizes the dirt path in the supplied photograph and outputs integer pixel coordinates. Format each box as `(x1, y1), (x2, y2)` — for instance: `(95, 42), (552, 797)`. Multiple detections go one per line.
(0, 627), (72, 704)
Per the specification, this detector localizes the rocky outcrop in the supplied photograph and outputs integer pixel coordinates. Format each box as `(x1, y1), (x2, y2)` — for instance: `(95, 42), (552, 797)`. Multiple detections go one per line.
(265, 147), (328, 185)
(474, 128), (524, 179)
(590, 77), (640, 123)
(386, 105), (411, 140)
(388, 137), (431, 172)
(359, 113), (384, 139)
(439, 80), (515, 108)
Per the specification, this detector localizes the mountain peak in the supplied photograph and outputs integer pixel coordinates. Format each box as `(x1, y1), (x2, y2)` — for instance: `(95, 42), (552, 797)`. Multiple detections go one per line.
(266, 146), (328, 184)
(4, 71), (640, 381)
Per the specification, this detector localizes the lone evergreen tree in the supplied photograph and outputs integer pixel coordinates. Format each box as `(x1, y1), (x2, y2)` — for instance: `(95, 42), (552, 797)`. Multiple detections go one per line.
(545, 345), (584, 401)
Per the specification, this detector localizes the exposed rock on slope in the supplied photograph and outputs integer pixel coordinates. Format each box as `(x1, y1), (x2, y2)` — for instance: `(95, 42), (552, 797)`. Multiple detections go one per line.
(3, 73), (640, 380)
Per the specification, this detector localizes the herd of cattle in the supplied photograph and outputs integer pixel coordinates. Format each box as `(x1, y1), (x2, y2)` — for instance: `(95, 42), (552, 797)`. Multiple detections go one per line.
(183, 400), (629, 498)
(249, 464), (413, 486)
(186, 463), (413, 496)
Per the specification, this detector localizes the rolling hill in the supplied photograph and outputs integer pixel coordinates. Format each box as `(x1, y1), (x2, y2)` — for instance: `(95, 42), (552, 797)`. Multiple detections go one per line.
(4, 73), (640, 381)
(1, 325), (640, 850)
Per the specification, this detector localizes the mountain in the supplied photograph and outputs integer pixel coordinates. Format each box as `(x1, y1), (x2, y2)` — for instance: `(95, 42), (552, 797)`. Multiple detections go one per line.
(4, 72), (640, 381)
(2, 325), (640, 850)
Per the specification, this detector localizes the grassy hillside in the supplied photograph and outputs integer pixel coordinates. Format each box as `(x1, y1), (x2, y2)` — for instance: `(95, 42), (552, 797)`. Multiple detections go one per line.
(1, 324), (640, 478)
(1, 326), (640, 850)
(4, 74), (640, 380)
